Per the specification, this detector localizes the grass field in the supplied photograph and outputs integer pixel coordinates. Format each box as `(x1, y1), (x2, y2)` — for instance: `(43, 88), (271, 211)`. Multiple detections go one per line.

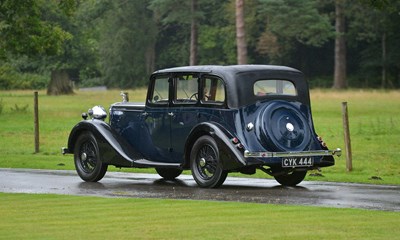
(0, 89), (399, 184)
(1, 89), (399, 239)
(1, 193), (399, 240)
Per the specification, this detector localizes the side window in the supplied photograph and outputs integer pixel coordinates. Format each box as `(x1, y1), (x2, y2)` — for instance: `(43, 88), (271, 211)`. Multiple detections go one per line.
(254, 80), (296, 96)
(202, 77), (225, 104)
(175, 74), (198, 104)
(150, 76), (169, 104)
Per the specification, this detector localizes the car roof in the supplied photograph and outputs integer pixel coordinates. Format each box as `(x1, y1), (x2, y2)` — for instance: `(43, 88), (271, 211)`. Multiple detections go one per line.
(153, 64), (301, 76)
(152, 65), (309, 108)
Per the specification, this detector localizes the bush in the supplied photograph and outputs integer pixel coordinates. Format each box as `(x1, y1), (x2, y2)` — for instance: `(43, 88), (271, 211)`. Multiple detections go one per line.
(78, 77), (104, 88)
(0, 64), (49, 90)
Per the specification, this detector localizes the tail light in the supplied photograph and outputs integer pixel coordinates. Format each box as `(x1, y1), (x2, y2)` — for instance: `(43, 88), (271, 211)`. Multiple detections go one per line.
(317, 136), (327, 148)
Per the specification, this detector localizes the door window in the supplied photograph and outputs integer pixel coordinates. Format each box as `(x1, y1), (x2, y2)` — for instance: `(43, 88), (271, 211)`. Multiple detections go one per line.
(175, 74), (199, 104)
(150, 77), (170, 104)
(202, 76), (225, 104)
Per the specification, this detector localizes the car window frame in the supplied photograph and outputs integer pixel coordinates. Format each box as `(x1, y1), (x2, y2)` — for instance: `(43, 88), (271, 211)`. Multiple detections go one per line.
(199, 74), (227, 108)
(253, 79), (297, 97)
(172, 73), (200, 107)
(147, 74), (173, 107)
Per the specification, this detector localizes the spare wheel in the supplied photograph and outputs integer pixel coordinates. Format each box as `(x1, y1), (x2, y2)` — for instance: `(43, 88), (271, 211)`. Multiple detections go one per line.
(257, 101), (312, 152)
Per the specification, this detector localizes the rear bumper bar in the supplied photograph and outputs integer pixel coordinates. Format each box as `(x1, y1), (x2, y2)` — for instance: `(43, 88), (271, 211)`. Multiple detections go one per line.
(244, 148), (342, 158)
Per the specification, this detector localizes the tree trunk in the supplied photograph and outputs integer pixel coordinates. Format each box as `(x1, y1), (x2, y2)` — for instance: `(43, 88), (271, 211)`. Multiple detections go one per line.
(381, 31), (387, 88)
(47, 69), (74, 96)
(235, 0), (247, 65)
(145, 43), (156, 75)
(190, 0), (198, 66)
(333, 0), (347, 89)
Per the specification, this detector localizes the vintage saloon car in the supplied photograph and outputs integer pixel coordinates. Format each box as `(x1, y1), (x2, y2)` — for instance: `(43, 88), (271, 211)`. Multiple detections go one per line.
(63, 65), (341, 188)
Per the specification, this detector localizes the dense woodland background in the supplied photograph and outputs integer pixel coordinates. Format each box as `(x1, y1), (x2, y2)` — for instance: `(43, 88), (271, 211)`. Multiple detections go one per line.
(0, 0), (399, 93)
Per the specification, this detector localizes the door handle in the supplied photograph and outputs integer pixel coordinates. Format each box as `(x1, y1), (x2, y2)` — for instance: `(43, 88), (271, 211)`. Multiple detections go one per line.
(140, 112), (149, 119)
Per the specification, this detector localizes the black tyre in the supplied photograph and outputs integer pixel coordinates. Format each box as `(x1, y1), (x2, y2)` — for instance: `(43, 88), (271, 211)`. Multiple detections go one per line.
(74, 131), (108, 182)
(190, 136), (228, 188)
(156, 168), (183, 180)
(274, 170), (307, 186)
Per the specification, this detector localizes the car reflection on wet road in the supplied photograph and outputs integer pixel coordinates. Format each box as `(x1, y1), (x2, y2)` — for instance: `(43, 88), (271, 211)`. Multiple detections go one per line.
(0, 168), (399, 211)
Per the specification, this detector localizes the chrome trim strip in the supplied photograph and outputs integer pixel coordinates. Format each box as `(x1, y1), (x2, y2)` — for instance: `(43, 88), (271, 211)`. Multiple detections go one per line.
(244, 148), (342, 158)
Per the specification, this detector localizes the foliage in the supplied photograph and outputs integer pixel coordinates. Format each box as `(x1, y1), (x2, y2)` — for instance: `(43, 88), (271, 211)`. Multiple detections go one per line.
(10, 104), (29, 113)
(0, 0), (400, 89)
(0, 0), (75, 58)
(99, 0), (157, 88)
(347, 1), (400, 88)
(257, 0), (334, 64)
(0, 63), (49, 89)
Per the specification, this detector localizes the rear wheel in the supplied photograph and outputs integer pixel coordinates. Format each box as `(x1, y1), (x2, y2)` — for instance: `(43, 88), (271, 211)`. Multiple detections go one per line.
(190, 136), (228, 188)
(74, 132), (107, 182)
(274, 170), (307, 186)
(156, 168), (183, 180)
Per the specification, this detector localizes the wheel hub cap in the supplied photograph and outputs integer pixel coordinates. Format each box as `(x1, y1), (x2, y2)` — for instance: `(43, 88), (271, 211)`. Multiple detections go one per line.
(81, 152), (87, 161)
(199, 157), (206, 167)
(286, 122), (294, 132)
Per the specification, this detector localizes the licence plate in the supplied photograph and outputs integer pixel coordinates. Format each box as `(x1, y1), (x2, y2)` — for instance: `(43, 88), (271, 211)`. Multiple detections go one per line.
(282, 157), (313, 167)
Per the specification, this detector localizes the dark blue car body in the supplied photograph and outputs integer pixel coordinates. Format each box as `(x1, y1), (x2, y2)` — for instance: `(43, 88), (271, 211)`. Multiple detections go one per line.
(64, 65), (341, 188)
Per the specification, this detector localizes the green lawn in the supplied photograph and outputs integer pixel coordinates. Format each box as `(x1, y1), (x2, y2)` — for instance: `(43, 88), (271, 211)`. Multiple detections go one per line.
(1, 193), (399, 240)
(1, 89), (399, 240)
(0, 89), (399, 184)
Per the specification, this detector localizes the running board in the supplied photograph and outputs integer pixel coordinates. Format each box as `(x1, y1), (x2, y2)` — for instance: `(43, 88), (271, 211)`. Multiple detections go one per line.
(133, 159), (181, 168)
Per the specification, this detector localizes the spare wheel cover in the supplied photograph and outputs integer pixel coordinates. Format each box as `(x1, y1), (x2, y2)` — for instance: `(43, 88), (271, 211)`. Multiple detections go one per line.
(258, 101), (311, 152)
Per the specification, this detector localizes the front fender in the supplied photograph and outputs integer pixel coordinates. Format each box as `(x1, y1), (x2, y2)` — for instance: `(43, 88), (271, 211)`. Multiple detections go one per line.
(66, 120), (143, 167)
(184, 122), (246, 171)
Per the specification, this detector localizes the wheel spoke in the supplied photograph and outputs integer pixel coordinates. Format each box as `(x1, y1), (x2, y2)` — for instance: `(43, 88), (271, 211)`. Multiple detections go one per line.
(196, 144), (218, 179)
(191, 136), (228, 188)
(79, 141), (97, 173)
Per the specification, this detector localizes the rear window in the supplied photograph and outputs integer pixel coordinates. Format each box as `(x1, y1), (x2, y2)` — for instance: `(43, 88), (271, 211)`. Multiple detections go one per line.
(254, 80), (296, 96)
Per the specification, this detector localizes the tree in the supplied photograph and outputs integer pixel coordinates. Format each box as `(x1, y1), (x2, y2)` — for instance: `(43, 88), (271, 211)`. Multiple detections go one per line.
(257, 0), (334, 66)
(99, 0), (157, 88)
(190, 0), (199, 65)
(197, 0), (237, 65)
(0, 0), (73, 58)
(333, 0), (347, 89)
(149, 0), (203, 67)
(347, 1), (400, 88)
(0, 0), (81, 95)
(235, 0), (247, 64)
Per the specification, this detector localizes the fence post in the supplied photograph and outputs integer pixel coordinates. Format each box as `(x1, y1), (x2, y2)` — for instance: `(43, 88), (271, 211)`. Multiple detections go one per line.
(34, 91), (39, 153)
(342, 102), (352, 171)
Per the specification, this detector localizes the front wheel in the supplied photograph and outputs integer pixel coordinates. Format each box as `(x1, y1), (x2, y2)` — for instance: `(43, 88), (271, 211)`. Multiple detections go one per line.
(190, 136), (227, 188)
(74, 131), (108, 182)
(274, 170), (307, 186)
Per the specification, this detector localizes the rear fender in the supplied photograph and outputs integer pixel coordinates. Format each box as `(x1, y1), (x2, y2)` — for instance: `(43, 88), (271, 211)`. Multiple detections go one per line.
(67, 120), (143, 167)
(184, 122), (246, 170)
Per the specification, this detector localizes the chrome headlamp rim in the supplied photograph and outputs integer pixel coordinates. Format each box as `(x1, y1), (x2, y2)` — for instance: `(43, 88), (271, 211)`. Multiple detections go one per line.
(88, 105), (107, 120)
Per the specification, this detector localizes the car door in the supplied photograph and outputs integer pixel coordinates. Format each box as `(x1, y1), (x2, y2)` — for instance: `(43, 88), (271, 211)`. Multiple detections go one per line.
(169, 74), (200, 161)
(143, 75), (173, 163)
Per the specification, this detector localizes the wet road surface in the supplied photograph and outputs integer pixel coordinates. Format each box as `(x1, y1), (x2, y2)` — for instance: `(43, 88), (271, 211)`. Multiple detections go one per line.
(1, 168), (399, 211)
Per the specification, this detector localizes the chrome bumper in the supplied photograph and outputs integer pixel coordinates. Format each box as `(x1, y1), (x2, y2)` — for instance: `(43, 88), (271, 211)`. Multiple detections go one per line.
(244, 148), (342, 158)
